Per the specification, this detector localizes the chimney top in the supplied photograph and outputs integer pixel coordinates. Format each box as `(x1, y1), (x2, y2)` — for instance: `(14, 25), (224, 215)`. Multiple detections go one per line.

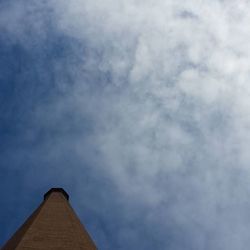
(44, 188), (69, 201)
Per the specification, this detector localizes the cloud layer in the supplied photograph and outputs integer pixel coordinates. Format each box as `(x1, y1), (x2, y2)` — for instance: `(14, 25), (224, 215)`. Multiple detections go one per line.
(2, 0), (250, 249)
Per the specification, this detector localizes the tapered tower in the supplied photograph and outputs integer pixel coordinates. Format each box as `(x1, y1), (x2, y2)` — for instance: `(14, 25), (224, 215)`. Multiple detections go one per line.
(1, 188), (97, 250)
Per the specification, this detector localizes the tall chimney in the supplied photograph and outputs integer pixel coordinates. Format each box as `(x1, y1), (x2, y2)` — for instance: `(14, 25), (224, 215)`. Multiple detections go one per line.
(2, 188), (97, 250)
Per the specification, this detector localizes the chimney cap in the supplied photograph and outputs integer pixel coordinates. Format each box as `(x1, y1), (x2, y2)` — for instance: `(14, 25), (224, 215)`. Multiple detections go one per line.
(44, 188), (69, 201)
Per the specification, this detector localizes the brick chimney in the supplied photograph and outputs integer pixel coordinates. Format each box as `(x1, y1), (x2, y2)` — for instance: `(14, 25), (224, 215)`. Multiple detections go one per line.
(2, 188), (97, 250)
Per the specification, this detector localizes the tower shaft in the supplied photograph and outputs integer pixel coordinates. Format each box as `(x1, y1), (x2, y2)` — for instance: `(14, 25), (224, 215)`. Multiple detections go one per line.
(2, 188), (97, 250)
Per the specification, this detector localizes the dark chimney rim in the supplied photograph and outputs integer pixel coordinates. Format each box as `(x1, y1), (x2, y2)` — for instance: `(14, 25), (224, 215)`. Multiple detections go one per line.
(44, 188), (69, 201)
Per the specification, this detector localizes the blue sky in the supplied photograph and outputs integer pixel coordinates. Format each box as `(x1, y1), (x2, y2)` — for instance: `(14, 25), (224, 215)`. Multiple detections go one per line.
(2, 1), (250, 249)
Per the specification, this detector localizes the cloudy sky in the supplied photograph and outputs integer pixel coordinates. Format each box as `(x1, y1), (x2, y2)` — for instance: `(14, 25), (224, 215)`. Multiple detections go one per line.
(2, 0), (250, 249)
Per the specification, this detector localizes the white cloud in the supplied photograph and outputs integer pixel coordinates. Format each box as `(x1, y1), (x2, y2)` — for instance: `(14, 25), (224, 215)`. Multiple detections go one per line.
(45, 1), (250, 248)
(3, 0), (250, 248)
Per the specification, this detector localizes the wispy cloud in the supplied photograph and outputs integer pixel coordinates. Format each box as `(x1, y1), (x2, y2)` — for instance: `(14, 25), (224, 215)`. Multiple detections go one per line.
(2, 0), (250, 249)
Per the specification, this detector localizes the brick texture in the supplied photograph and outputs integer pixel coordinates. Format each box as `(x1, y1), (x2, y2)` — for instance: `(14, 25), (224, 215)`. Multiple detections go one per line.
(2, 189), (97, 250)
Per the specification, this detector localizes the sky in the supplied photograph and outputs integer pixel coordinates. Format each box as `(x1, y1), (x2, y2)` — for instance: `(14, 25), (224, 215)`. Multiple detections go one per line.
(1, 0), (250, 249)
